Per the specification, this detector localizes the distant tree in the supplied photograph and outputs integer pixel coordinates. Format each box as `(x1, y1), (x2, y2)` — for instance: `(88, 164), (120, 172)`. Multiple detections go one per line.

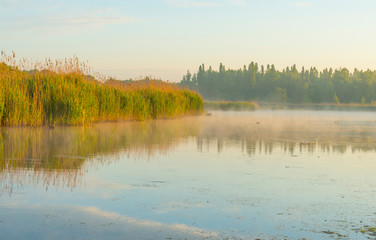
(179, 61), (376, 104)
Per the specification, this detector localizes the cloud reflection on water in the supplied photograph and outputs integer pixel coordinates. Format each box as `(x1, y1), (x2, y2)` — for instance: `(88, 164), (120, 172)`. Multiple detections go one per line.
(0, 203), (217, 240)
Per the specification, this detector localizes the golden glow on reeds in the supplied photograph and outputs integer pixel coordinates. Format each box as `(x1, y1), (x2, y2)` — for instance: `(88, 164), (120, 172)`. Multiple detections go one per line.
(0, 53), (203, 126)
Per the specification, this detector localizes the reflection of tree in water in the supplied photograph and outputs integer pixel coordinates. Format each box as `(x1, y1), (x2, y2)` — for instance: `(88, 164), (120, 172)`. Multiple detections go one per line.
(0, 118), (202, 193)
(196, 116), (376, 157)
(2, 114), (376, 193)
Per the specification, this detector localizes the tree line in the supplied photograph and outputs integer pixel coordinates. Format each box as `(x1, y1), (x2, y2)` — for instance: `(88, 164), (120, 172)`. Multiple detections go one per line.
(179, 62), (376, 104)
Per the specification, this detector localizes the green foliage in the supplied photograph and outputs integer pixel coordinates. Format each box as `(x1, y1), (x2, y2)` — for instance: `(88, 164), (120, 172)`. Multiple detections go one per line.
(204, 101), (257, 111)
(334, 93), (340, 104)
(180, 62), (376, 104)
(0, 64), (203, 126)
(361, 96), (366, 105)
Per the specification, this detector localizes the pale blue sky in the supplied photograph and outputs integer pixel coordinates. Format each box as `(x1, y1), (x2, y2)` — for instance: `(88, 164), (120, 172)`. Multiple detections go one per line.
(1, 0), (376, 81)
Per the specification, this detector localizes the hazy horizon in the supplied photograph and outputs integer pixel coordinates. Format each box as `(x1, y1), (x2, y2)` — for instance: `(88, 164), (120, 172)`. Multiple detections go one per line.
(1, 0), (376, 81)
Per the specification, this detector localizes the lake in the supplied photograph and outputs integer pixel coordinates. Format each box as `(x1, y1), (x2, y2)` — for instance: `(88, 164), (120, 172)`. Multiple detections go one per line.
(1, 110), (376, 240)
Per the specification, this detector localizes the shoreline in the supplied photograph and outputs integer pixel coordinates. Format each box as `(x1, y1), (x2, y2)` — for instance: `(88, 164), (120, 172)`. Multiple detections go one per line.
(203, 100), (376, 112)
(258, 102), (376, 111)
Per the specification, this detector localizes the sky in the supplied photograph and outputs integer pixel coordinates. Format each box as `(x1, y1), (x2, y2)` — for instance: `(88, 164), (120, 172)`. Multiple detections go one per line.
(1, 0), (376, 81)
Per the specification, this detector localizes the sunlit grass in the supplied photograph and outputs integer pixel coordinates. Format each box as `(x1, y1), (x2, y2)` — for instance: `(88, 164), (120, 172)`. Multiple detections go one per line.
(0, 53), (203, 126)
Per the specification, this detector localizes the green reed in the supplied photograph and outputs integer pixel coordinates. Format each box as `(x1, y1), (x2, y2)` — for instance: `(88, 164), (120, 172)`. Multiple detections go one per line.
(0, 62), (203, 126)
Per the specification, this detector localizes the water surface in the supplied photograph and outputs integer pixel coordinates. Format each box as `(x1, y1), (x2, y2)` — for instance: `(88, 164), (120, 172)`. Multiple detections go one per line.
(1, 110), (376, 239)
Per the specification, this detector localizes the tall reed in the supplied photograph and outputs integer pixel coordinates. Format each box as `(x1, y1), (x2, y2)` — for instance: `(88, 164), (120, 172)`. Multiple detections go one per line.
(0, 56), (203, 126)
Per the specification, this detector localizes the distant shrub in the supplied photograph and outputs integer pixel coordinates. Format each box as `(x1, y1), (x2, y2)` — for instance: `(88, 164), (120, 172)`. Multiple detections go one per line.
(204, 101), (257, 111)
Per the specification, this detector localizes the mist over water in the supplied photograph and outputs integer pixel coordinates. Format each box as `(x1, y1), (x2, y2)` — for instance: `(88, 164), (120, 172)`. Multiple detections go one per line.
(1, 110), (376, 239)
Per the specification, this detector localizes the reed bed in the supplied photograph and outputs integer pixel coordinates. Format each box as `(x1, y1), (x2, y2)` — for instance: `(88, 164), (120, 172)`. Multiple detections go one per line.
(0, 55), (203, 126)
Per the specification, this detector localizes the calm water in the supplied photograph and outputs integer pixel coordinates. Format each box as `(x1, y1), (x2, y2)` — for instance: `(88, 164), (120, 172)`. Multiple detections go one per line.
(1, 110), (376, 240)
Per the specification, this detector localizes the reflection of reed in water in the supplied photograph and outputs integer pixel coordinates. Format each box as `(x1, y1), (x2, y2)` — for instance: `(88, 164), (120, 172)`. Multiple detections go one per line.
(2, 114), (376, 192)
(0, 117), (202, 193)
